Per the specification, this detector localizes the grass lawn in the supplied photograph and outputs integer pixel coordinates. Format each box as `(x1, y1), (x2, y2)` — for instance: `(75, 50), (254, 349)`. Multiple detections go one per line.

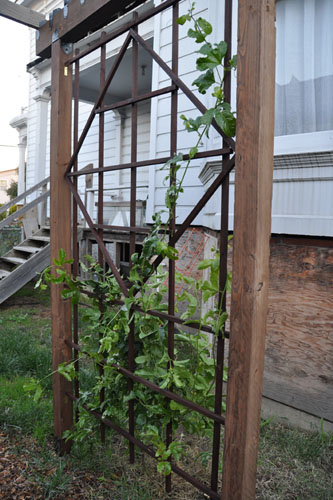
(0, 283), (332, 499)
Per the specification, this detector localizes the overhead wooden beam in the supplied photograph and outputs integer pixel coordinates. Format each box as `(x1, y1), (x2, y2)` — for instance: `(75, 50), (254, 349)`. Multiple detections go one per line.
(50, 39), (73, 453)
(222, 0), (276, 498)
(36, 0), (146, 59)
(0, 0), (45, 29)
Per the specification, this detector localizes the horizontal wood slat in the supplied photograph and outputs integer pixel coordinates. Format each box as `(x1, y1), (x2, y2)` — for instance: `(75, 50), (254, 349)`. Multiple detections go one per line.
(0, 0), (45, 29)
(36, 0), (146, 58)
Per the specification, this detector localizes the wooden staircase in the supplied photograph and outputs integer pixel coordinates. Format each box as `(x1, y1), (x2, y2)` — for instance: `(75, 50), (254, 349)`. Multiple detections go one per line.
(0, 227), (50, 304)
(0, 177), (51, 305)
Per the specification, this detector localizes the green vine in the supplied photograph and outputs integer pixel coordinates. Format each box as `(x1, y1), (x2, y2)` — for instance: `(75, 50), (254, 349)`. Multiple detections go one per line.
(29, 5), (235, 476)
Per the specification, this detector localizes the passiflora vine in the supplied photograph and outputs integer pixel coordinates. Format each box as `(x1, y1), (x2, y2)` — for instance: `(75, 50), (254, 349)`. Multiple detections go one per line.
(31, 4), (235, 475)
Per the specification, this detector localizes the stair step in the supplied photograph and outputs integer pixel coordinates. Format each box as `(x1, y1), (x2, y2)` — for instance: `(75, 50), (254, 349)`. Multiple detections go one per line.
(0, 270), (10, 279)
(0, 244), (50, 305)
(1, 256), (29, 265)
(14, 245), (42, 254)
(30, 235), (50, 242)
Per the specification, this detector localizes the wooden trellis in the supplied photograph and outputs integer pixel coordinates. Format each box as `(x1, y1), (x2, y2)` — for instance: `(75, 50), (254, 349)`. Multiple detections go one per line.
(23, 0), (276, 498)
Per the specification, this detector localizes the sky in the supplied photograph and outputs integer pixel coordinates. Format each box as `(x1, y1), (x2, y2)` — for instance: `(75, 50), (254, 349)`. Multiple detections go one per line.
(0, 16), (30, 172)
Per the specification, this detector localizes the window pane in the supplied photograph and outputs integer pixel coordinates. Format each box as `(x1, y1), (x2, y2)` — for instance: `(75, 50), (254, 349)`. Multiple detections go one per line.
(275, 0), (333, 136)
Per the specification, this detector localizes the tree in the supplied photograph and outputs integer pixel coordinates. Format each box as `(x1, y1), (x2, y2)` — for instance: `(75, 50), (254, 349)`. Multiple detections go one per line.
(6, 180), (18, 200)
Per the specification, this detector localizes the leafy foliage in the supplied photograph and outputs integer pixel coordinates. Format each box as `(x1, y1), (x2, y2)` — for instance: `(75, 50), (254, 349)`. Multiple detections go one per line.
(33, 5), (236, 476)
(6, 180), (18, 200)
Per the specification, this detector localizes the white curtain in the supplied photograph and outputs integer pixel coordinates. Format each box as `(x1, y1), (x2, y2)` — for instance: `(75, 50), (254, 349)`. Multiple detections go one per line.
(275, 0), (333, 136)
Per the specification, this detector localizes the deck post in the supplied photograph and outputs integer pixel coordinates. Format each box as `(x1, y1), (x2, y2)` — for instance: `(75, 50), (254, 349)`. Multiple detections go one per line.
(50, 39), (73, 453)
(222, 0), (276, 498)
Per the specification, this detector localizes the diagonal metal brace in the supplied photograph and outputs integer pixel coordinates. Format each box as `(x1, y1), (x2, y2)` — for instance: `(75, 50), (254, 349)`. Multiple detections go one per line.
(130, 29), (236, 153)
(65, 177), (129, 297)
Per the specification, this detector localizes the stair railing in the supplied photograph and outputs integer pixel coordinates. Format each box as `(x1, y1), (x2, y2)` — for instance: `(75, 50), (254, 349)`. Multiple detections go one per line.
(0, 177), (50, 231)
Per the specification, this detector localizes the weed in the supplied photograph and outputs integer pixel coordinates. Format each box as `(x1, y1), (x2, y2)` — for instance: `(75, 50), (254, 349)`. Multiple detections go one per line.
(257, 422), (333, 499)
(0, 306), (52, 381)
(0, 376), (52, 439)
(33, 458), (71, 499)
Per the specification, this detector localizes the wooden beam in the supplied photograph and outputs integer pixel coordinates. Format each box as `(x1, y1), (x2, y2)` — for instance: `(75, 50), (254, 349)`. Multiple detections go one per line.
(50, 39), (73, 453)
(221, 1), (276, 499)
(36, 0), (146, 59)
(0, 0), (45, 29)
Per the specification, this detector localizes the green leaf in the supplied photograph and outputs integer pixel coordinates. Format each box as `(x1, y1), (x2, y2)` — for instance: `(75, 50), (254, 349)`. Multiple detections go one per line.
(196, 55), (220, 71)
(189, 146), (198, 159)
(173, 373), (183, 388)
(196, 42), (228, 71)
(23, 379), (44, 403)
(177, 14), (191, 25)
(228, 54), (237, 70)
(212, 85), (223, 102)
(202, 290), (212, 303)
(197, 258), (213, 270)
(157, 461), (172, 476)
(187, 28), (205, 43)
(197, 17), (212, 35)
(215, 41), (228, 60)
(200, 108), (215, 126)
(58, 362), (76, 381)
(174, 333), (191, 343)
(164, 152), (184, 166)
(135, 355), (148, 364)
(123, 390), (135, 403)
(197, 42), (213, 55)
(170, 400), (186, 412)
(215, 109), (236, 137)
(33, 385), (44, 403)
(59, 248), (66, 264)
(192, 69), (215, 94)
(182, 275), (195, 285)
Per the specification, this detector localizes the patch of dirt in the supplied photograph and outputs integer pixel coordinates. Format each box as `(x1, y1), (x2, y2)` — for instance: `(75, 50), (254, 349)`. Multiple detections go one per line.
(0, 433), (42, 499)
(0, 432), (207, 500)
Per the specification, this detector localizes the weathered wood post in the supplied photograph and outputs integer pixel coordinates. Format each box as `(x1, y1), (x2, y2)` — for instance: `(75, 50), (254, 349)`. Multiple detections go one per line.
(222, 0), (276, 498)
(50, 39), (73, 453)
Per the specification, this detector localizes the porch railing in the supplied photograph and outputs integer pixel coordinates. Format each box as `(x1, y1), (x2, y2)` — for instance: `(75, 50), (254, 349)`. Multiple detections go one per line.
(0, 176), (50, 231)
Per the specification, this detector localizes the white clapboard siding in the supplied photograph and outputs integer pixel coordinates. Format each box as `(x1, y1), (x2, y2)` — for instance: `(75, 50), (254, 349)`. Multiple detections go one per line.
(147, 0), (221, 225)
(119, 101), (151, 201)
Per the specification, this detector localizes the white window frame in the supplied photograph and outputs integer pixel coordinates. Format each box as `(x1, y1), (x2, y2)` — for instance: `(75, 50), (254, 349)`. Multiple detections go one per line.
(273, 0), (333, 156)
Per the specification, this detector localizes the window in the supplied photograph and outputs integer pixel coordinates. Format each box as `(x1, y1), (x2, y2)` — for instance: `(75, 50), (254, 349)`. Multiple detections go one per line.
(0, 180), (7, 190)
(275, 0), (333, 137)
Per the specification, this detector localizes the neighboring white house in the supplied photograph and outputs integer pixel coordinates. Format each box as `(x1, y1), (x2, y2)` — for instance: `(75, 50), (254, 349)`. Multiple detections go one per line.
(0, 168), (18, 204)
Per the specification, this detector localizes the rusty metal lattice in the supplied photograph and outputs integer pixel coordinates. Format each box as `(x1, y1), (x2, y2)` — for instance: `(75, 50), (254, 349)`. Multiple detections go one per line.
(64, 1), (235, 498)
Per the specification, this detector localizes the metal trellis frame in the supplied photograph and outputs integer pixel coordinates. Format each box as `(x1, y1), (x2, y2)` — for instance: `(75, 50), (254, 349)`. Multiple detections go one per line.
(48, 0), (276, 498)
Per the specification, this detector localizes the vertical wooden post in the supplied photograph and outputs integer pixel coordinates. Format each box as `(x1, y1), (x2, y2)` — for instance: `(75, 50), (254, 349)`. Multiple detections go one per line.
(50, 39), (73, 453)
(222, 1), (276, 498)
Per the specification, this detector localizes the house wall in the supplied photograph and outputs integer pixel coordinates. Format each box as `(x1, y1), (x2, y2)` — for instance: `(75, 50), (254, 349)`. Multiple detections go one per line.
(24, 0), (153, 218)
(264, 236), (333, 422)
(201, 231), (333, 424)
(147, 0), (333, 237)
(147, 0), (214, 225)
